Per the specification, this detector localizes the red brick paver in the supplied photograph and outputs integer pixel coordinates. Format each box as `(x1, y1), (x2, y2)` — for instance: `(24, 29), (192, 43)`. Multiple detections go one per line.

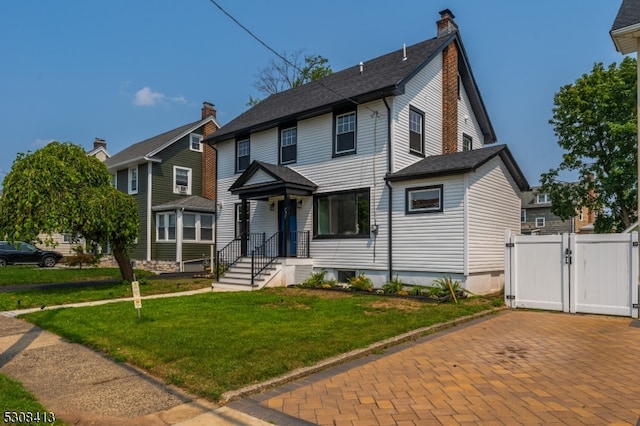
(261, 311), (640, 425)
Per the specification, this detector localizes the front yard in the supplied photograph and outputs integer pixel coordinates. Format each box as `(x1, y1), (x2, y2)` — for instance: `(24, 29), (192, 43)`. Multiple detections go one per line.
(20, 288), (500, 401)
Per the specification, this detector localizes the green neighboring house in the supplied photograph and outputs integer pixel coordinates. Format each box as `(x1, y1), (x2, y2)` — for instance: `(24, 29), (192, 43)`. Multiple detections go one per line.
(105, 102), (220, 271)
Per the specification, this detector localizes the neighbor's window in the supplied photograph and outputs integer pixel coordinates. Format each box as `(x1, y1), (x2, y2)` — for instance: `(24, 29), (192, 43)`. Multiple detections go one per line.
(535, 217), (545, 227)
(156, 213), (176, 241)
(173, 166), (192, 194)
(409, 106), (424, 155)
(182, 213), (214, 242)
(537, 194), (550, 204)
(128, 166), (138, 194)
(315, 189), (370, 238)
(521, 209), (527, 223)
(462, 133), (472, 151)
(334, 111), (356, 156)
(280, 126), (297, 164)
(236, 138), (250, 172)
(190, 133), (203, 152)
(406, 185), (443, 214)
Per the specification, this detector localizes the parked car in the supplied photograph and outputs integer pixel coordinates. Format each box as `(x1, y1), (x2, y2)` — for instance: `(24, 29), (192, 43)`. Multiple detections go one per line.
(0, 241), (64, 267)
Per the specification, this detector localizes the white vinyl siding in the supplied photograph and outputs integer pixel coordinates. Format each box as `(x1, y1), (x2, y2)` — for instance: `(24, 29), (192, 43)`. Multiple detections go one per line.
(458, 82), (484, 150)
(392, 176), (465, 273)
(466, 156), (521, 273)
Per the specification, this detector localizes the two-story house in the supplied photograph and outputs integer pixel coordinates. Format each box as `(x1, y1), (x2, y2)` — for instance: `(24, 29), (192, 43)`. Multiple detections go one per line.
(206, 10), (528, 294)
(520, 186), (595, 235)
(105, 102), (220, 271)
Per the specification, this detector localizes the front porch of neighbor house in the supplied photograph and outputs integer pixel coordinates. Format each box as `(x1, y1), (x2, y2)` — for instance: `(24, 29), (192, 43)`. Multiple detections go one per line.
(214, 161), (317, 290)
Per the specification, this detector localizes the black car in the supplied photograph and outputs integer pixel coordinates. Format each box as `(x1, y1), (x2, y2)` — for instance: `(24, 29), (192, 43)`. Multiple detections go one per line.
(0, 241), (64, 267)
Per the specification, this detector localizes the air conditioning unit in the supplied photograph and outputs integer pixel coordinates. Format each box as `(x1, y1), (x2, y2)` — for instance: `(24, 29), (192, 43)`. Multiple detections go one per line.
(176, 185), (188, 193)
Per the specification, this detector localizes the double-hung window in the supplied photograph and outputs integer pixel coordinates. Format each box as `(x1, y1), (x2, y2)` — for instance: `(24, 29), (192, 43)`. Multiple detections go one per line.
(462, 134), (473, 151)
(128, 166), (138, 194)
(173, 166), (192, 194)
(190, 133), (203, 152)
(334, 111), (356, 156)
(236, 138), (250, 172)
(183, 213), (215, 242)
(156, 213), (176, 241)
(406, 185), (443, 214)
(314, 189), (370, 238)
(409, 106), (424, 155)
(280, 126), (297, 164)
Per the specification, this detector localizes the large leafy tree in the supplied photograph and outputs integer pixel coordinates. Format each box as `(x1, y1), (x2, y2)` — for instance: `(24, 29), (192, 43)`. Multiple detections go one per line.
(248, 50), (332, 106)
(0, 142), (139, 280)
(540, 57), (638, 232)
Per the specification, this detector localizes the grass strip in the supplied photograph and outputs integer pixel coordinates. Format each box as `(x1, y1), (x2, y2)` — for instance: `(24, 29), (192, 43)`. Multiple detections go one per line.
(22, 288), (498, 401)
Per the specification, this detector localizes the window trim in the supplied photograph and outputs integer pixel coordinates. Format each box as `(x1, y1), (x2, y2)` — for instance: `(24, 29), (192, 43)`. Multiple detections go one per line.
(182, 212), (215, 242)
(535, 217), (546, 228)
(462, 133), (473, 151)
(406, 185), (444, 214)
(189, 133), (203, 152)
(408, 106), (425, 156)
(156, 212), (177, 242)
(236, 137), (250, 173)
(313, 188), (370, 239)
(333, 110), (357, 157)
(173, 166), (192, 195)
(128, 166), (138, 194)
(537, 194), (550, 204)
(279, 125), (297, 165)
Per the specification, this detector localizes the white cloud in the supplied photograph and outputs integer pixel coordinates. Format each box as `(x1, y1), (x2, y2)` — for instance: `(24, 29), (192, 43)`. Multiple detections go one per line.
(133, 87), (187, 107)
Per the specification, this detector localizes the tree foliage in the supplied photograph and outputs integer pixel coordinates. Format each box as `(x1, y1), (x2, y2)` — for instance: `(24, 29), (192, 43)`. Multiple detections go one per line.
(0, 142), (139, 280)
(540, 57), (638, 232)
(248, 50), (333, 106)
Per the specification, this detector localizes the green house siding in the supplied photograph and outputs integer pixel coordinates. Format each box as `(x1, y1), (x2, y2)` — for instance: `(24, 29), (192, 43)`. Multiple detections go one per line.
(152, 130), (205, 205)
(153, 242), (176, 261)
(182, 243), (215, 261)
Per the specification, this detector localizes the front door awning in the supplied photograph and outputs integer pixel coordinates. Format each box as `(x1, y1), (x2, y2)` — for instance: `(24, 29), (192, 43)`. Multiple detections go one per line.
(229, 160), (318, 200)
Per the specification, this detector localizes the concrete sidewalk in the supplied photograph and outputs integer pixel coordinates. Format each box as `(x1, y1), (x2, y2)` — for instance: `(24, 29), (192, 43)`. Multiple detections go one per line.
(0, 288), (273, 425)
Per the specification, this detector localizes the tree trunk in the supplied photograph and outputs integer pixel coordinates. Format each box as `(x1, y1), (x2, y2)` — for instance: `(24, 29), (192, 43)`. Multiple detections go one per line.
(112, 244), (135, 282)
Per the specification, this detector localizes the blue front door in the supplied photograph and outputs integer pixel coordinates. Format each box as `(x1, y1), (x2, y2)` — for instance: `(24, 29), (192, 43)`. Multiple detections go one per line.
(278, 199), (297, 257)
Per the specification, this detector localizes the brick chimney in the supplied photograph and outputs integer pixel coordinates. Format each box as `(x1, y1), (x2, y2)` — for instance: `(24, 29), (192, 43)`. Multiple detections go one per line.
(437, 9), (458, 38)
(439, 9), (459, 154)
(201, 101), (218, 202)
(93, 137), (107, 150)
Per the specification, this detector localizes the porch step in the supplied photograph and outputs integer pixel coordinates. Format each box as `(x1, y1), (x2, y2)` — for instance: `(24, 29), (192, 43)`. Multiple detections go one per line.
(214, 257), (280, 291)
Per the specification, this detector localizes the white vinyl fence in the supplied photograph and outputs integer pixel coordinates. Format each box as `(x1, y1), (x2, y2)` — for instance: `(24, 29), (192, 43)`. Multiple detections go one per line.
(504, 231), (639, 318)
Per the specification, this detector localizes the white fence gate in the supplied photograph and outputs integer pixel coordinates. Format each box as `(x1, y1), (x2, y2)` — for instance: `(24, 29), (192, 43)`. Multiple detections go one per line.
(504, 231), (639, 318)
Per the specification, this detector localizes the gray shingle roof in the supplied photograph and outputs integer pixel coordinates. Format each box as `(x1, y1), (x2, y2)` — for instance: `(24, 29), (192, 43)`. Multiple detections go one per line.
(105, 118), (209, 169)
(151, 195), (217, 213)
(385, 145), (529, 191)
(206, 32), (496, 144)
(612, 0), (640, 31)
(229, 160), (318, 193)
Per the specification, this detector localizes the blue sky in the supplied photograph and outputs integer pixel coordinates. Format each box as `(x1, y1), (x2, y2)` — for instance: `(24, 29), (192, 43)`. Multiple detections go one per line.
(0, 1), (631, 187)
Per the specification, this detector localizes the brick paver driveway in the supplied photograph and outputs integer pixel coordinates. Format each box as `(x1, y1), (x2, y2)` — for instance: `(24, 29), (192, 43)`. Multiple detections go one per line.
(233, 310), (640, 425)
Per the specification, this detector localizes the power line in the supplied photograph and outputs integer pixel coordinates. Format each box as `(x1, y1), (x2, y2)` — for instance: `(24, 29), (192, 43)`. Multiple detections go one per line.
(206, 0), (378, 112)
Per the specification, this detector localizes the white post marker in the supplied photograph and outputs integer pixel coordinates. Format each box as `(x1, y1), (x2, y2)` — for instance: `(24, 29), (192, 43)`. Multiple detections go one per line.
(132, 280), (142, 319)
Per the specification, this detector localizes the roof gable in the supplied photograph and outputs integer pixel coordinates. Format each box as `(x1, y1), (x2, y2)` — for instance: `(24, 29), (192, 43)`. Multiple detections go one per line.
(229, 161), (318, 199)
(386, 145), (529, 191)
(206, 30), (496, 144)
(610, 0), (640, 54)
(105, 116), (218, 169)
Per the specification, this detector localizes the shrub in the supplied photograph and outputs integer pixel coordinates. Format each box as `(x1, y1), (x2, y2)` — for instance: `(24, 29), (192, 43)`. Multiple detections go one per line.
(382, 276), (404, 294)
(348, 273), (373, 292)
(429, 276), (464, 302)
(63, 245), (101, 268)
(299, 270), (328, 288)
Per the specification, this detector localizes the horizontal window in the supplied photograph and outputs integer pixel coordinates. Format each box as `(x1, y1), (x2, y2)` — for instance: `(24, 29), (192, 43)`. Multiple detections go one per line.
(315, 189), (370, 238)
(406, 185), (443, 214)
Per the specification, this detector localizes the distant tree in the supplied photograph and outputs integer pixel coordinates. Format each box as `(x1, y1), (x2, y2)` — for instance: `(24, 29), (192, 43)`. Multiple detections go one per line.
(248, 50), (333, 106)
(540, 57), (637, 232)
(0, 142), (139, 280)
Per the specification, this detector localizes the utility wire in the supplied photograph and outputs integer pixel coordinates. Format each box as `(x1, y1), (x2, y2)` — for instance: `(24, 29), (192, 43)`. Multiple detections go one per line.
(207, 0), (381, 112)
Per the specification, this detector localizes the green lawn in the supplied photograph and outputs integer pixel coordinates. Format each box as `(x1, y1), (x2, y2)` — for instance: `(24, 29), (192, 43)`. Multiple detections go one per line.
(0, 373), (66, 425)
(0, 278), (212, 311)
(0, 266), (137, 287)
(21, 288), (499, 401)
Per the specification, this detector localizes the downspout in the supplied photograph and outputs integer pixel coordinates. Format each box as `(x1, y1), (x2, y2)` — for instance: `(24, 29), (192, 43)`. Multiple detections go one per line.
(383, 96), (393, 282)
(147, 161), (152, 262)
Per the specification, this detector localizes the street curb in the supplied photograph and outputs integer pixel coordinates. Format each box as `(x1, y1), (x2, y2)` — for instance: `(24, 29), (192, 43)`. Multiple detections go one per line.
(221, 307), (506, 403)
